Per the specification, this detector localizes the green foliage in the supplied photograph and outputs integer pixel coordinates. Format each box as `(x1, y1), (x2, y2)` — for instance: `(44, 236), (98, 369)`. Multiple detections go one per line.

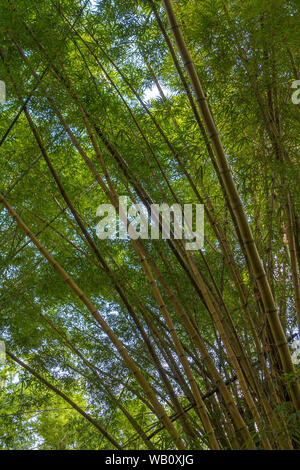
(0, 0), (299, 450)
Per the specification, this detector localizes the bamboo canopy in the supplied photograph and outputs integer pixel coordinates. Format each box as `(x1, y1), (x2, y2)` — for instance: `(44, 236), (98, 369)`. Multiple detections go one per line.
(0, 0), (299, 450)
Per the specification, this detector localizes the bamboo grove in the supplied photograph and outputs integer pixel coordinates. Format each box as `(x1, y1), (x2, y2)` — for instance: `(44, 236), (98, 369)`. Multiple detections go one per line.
(0, 0), (299, 450)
